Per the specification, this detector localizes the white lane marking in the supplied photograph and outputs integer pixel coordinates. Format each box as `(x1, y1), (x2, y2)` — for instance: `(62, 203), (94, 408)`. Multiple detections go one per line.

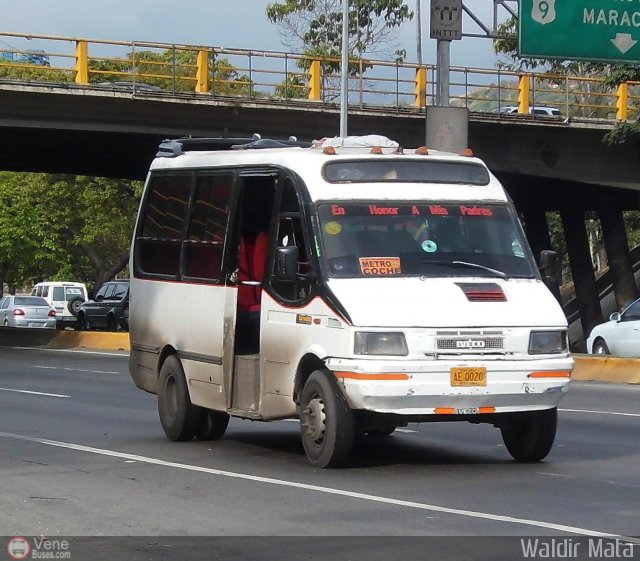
(0, 387), (69, 398)
(34, 365), (120, 375)
(538, 472), (571, 478)
(560, 408), (640, 418)
(0, 431), (636, 542)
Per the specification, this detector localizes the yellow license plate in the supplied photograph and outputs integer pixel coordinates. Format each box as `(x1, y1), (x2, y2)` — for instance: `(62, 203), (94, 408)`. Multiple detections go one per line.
(450, 367), (487, 387)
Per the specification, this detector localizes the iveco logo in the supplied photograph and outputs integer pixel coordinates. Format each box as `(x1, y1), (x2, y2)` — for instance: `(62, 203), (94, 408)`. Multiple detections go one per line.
(456, 339), (486, 348)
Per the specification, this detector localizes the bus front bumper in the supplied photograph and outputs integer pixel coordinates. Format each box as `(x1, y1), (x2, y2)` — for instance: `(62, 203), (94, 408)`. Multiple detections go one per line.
(325, 357), (573, 416)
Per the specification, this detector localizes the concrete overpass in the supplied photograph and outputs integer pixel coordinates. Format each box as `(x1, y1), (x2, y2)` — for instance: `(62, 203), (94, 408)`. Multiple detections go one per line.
(1, 81), (639, 348)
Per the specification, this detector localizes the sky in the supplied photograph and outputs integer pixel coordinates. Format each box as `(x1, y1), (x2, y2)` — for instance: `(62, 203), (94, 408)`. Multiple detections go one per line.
(0, 0), (508, 69)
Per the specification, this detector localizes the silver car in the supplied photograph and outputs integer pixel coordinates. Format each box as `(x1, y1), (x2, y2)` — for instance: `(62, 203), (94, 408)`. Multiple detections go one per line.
(0, 295), (57, 328)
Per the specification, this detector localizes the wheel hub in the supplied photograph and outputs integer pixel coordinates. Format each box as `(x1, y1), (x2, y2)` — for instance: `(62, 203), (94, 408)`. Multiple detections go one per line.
(302, 397), (326, 443)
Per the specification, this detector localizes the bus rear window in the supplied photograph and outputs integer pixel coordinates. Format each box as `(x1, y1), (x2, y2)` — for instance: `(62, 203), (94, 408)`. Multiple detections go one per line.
(323, 160), (490, 185)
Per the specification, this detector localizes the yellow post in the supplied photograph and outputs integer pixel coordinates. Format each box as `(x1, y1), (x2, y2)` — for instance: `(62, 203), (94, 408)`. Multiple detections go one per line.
(616, 82), (628, 121)
(75, 40), (89, 84)
(518, 74), (530, 114)
(196, 50), (210, 93)
(414, 66), (427, 107)
(308, 59), (321, 101)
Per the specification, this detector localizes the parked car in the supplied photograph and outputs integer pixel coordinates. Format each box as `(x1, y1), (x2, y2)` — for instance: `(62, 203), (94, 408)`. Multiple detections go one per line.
(31, 281), (88, 329)
(96, 81), (164, 93)
(0, 295), (56, 328)
(493, 105), (562, 116)
(586, 297), (640, 357)
(77, 280), (129, 331)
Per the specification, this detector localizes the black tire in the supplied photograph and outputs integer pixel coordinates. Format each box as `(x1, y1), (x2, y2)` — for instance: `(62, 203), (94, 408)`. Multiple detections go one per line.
(300, 369), (355, 468)
(195, 409), (230, 441)
(500, 407), (557, 462)
(106, 314), (117, 332)
(67, 297), (84, 317)
(76, 312), (89, 331)
(593, 339), (610, 355)
(120, 305), (129, 331)
(157, 355), (201, 441)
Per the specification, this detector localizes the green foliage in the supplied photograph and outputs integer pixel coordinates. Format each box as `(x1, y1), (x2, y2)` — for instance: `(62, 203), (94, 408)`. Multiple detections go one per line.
(0, 60), (71, 82)
(89, 49), (256, 96)
(0, 172), (142, 290)
(274, 73), (309, 98)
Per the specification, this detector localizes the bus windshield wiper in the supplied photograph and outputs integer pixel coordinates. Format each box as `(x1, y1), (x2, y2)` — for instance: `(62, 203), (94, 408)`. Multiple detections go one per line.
(423, 260), (508, 279)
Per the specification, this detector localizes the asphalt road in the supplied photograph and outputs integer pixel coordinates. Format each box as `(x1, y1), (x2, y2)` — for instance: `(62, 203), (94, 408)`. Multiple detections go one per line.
(0, 347), (639, 559)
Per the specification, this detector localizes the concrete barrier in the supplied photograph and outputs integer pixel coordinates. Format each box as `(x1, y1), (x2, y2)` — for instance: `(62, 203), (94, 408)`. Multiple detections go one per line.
(0, 327), (130, 351)
(572, 354), (640, 384)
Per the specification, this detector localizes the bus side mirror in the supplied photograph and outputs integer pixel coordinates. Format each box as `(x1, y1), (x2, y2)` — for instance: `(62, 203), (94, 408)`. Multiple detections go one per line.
(275, 246), (298, 282)
(539, 250), (560, 285)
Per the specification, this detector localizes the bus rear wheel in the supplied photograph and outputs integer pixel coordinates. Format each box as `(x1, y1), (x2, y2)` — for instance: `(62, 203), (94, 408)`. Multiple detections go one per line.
(500, 407), (557, 462)
(157, 355), (201, 441)
(300, 369), (355, 468)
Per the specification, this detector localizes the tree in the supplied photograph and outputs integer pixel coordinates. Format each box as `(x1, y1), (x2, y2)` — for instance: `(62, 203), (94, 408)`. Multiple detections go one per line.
(0, 172), (142, 292)
(266, 0), (413, 80)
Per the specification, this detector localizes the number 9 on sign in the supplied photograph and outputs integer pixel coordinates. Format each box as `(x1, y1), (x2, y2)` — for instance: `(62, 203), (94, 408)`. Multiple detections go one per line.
(532, 0), (556, 25)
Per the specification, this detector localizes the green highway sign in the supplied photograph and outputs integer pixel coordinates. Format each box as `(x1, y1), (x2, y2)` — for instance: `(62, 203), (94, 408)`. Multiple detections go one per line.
(519, 0), (640, 63)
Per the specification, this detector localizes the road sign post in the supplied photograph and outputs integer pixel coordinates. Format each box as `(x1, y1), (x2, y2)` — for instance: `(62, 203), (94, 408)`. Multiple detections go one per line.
(430, 0), (462, 106)
(519, 0), (640, 63)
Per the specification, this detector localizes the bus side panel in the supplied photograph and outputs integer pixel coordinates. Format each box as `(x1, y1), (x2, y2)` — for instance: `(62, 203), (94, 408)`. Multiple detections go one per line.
(129, 279), (230, 412)
(258, 292), (352, 419)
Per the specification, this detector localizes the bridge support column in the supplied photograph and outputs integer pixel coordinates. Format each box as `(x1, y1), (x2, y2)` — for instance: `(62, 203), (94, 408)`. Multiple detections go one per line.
(561, 208), (603, 345)
(599, 205), (638, 311)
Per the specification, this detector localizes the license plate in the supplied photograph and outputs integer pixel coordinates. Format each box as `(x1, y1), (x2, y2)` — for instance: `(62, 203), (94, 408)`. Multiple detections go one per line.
(450, 367), (487, 387)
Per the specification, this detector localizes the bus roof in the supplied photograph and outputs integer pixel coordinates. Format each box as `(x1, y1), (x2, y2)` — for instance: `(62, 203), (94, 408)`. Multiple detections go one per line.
(148, 136), (510, 203)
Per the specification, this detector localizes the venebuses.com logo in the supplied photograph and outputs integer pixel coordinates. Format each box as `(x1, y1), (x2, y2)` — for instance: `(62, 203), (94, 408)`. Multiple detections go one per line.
(6, 536), (71, 559)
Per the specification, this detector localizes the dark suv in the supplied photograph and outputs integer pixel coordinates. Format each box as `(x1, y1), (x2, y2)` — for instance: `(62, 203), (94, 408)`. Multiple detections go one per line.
(77, 280), (129, 331)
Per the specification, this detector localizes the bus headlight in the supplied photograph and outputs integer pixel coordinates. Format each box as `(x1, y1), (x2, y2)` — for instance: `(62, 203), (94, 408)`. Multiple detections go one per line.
(354, 332), (408, 356)
(529, 330), (568, 354)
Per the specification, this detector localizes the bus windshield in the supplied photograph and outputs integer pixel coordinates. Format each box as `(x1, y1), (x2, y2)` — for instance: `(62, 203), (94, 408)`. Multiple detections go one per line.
(317, 202), (537, 279)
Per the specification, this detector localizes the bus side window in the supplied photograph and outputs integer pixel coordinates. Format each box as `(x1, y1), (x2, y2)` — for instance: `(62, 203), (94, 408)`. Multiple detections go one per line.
(183, 174), (233, 282)
(135, 174), (190, 279)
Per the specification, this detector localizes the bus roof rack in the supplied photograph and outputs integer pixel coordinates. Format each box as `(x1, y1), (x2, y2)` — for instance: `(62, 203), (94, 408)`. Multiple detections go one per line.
(156, 134), (311, 157)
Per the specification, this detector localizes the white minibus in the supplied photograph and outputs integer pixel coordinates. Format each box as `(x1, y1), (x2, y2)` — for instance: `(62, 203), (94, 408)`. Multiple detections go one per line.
(128, 135), (573, 468)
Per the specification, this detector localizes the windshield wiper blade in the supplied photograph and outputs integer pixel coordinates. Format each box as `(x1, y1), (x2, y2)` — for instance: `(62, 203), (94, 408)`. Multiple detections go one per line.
(423, 260), (508, 279)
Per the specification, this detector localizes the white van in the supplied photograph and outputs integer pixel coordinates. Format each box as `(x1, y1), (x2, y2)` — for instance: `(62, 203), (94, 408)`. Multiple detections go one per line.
(128, 135), (573, 468)
(31, 281), (88, 329)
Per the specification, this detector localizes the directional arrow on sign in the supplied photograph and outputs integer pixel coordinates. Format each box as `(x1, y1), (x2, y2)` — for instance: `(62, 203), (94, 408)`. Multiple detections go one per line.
(611, 33), (637, 54)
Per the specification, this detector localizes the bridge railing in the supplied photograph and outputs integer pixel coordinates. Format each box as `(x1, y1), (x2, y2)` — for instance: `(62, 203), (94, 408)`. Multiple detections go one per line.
(0, 31), (636, 121)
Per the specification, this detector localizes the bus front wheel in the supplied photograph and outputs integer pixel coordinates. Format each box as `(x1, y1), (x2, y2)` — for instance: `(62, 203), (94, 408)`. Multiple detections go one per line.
(157, 355), (200, 441)
(500, 407), (557, 462)
(300, 370), (355, 468)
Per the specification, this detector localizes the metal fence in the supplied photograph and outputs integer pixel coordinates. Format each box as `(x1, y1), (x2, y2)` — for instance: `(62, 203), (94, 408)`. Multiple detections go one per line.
(0, 31), (636, 120)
